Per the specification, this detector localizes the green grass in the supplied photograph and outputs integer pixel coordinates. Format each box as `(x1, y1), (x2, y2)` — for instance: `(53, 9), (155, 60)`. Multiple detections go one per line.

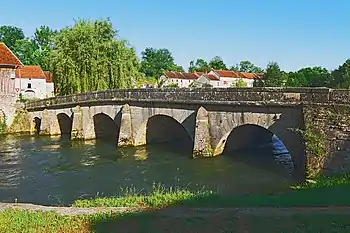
(2, 174), (350, 233)
(1, 210), (350, 233)
(74, 174), (350, 208)
(0, 209), (90, 233)
(74, 183), (212, 208)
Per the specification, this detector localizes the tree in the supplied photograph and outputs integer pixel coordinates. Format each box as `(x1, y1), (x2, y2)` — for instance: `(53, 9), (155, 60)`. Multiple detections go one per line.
(50, 19), (141, 95)
(0, 26), (25, 50)
(189, 59), (211, 73)
(208, 56), (227, 70)
(231, 60), (264, 73)
(287, 67), (331, 87)
(264, 62), (286, 87)
(232, 78), (248, 87)
(140, 47), (183, 79)
(34, 25), (56, 50)
(329, 59), (350, 88)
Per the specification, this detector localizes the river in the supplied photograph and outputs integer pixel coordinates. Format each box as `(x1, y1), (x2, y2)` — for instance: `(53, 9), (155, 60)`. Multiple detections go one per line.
(0, 134), (294, 206)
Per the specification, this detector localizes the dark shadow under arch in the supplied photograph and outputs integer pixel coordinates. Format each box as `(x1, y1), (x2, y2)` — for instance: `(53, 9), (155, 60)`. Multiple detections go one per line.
(146, 115), (193, 154)
(222, 124), (294, 177)
(33, 117), (41, 134)
(57, 113), (73, 136)
(93, 113), (120, 144)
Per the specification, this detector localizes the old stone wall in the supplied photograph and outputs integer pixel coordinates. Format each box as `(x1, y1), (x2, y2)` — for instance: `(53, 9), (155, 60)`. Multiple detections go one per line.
(0, 95), (20, 130)
(303, 103), (350, 177)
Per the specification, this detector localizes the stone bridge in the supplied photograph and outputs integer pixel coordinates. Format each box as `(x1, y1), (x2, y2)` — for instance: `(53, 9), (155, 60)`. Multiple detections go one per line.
(24, 88), (350, 179)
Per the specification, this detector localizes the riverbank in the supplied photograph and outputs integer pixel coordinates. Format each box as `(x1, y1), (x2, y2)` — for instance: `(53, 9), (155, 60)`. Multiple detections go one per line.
(1, 173), (350, 232)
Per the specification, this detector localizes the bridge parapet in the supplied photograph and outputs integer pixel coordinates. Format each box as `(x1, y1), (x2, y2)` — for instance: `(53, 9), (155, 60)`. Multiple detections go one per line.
(25, 87), (342, 110)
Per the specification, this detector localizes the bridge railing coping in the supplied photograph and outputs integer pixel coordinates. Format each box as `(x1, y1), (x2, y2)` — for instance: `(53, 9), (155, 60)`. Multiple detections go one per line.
(24, 88), (350, 109)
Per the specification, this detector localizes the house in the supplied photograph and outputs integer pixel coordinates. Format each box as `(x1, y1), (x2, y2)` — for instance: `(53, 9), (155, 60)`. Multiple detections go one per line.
(159, 70), (263, 88)
(0, 43), (23, 95)
(159, 71), (201, 88)
(208, 70), (262, 87)
(191, 74), (220, 87)
(15, 66), (54, 99)
(44, 71), (55, 97)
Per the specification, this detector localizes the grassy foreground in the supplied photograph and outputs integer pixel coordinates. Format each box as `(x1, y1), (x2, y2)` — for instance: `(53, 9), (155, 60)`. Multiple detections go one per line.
(1, 174), (350, 233)
(1, 210), (350, 233)
(73, 174), (350, 208)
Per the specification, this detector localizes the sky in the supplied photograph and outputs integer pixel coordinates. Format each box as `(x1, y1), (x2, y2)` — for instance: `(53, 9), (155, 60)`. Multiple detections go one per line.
(1, 0), (350, 72)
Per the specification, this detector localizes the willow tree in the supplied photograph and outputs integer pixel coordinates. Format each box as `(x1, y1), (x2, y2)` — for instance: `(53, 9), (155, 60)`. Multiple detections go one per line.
(50, 19), (141, 95)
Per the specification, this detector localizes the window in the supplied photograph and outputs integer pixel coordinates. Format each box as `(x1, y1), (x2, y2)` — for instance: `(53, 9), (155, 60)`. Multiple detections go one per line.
(27, 83), (31, 88)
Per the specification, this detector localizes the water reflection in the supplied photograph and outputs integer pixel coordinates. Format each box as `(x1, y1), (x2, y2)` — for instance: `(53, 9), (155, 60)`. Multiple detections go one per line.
(0, 135), (293, 205)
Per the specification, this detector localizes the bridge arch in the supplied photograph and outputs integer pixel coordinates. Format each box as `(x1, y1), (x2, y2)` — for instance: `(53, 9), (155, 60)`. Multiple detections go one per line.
(57, 113), (73, 135)
(133, 114), (194, 149)
(215, 123), (304, 178)
(33, 117), (41, 134)
(93, 112), (121, 144)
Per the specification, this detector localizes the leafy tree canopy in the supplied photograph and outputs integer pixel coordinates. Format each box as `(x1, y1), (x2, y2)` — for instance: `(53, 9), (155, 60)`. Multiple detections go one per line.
(140, 47), (183, 79)
(50, 19), (141, 95)
(0, 26), (24, 50)
(264, 62), (287, 87)
(230, 60), (263, 73)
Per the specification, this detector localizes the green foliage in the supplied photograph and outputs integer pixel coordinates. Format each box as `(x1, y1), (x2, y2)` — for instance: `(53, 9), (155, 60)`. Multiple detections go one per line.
(286, 67), (331, 87)
(232, 78), (248, 87)
(140, 47), (183, 80)
(51, 19), (141, 95)
(291, 128), (327, 158)
(230, 60), (264, 73)
(264, 62), (287, 87)
(0, 111), (7, 134)
(208, 56), (227, 70)
(329, 59), (350, 88)
(189, 58), (211, 73)
(0, 26), (25, 50)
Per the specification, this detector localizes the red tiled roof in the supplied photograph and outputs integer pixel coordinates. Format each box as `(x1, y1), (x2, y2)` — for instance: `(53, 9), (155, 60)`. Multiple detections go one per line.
(15, 66), (46, 79)
(213, 70), (263, 79)
(195, 72), (205, 76)
(202, 74), (220, 81)
(43, 71), (53, 83)
(213, 70), (242, 78)
(0, 43), (23, 67)
(163, 71), (200, 80)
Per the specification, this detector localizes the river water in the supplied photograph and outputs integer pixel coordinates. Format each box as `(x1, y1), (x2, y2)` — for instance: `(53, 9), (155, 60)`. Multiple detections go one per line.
(0, 135), (294, 206)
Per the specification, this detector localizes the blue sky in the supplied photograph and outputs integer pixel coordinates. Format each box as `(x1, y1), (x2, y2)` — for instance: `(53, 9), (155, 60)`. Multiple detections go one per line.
(1, 0), (349, 71)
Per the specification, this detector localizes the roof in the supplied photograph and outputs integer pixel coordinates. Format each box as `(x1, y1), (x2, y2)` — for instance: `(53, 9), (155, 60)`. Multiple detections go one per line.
(213, 70), (263, 79)
(201, 74), (220, 81)
(0, 43), (23, 67)
(213, 70), (242, 78)
(163, 71), (200, 80)
(43, 71), (53, 83)
(15, 66), (46, 79)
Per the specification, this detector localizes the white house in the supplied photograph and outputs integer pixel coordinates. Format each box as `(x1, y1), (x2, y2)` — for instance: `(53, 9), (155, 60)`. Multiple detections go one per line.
(15, 66), (55, 99)
(208, 70), (262, 87)
(159, 70), (263, 88)
(159, 71), (201, 88)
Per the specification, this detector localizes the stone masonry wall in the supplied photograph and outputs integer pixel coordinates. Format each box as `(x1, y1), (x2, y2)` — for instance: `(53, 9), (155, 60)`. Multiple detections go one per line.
(303, 103), (350, 177)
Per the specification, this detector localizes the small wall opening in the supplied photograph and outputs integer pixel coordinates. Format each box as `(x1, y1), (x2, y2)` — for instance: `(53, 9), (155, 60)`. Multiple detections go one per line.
(57, 113), (72, 137)
(222, 124), (294, 176)
(33, 117), (41, 134)
(93, 113), (120, 144)
(146, 115), (193, 154)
